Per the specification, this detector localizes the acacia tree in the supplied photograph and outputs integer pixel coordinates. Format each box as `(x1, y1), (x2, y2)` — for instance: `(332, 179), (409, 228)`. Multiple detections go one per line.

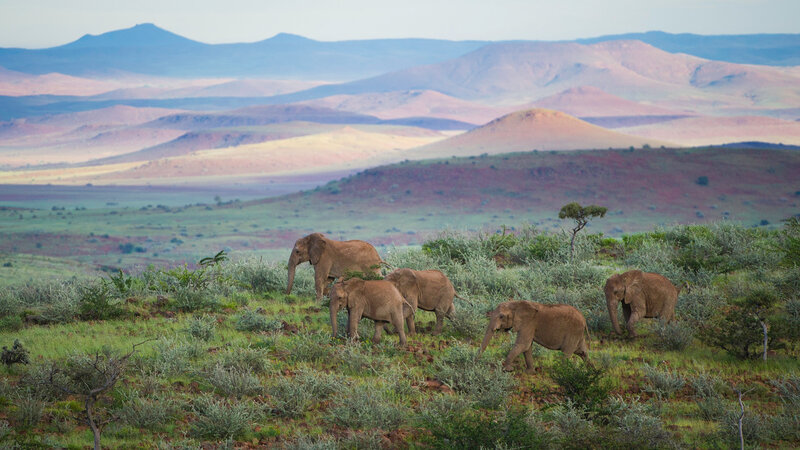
(558, 202), (607, 262)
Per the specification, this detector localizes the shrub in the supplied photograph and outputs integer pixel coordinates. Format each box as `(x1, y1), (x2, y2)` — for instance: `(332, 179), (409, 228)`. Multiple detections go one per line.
(191, 395), (261, 440)
(434, 343), (515, 409)
(384, 246), (439, 271)
(642, 364), (685, 400)
(700, 285), (785, 359)
(218, 346), (271, 373)
(172, 286), (216, 312)
(610, 399), (675, 449)
(326, 383), (408, 430)
(548, 357), (611, 412)
(284, 331), (335, 364)
(417, 395), (546, 449)
(653, 320), (695, 351)
(116, 390), (178, 429)
(267, 376), (314, 418)
(13, 389), (44, 429)
(546, 400), (597, 449)
(185, 314), (216, 341)
(149, 337), (201, 376)
(233, 308), (281, 333)
(335, 343), (389, 374)
(225, 260), (287, 294)
(779, 216), (800, 266)
(206, 364), (262, 398)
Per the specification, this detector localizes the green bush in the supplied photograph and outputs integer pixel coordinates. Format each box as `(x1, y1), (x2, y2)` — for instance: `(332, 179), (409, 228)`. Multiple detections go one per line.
(12, 389), (44, 429)
(190, 395), (261, 440)
(434, 343), (515, 409)
(779, 216), (800, 266)
(284, 331), (335, 363)
(218, 346), (271, 373)
(116, 390), (178, 429)
(225, 260), (287, 294)
(185, 314), (216, 341)
(267, 376), (314, 418)
(172, 286), (216, 312)
(546, 400), (598, 449)
(206, 364), (262, 398)
(548, 357), (611, 412)
(326, 383), (408, 430)
(416, 395), (546, 449)
(609, 399), (675, 449)
(642, 364), (685, 400)
(233, 308), (281, 333)
(653, 320), (695, 351)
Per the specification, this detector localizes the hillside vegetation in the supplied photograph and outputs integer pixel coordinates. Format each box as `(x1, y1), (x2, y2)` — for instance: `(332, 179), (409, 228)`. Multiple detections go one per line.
(0, 221), (799, 448)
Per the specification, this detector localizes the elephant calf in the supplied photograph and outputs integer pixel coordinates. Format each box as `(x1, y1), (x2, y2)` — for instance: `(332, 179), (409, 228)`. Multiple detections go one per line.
(385, 268), (458, 335)
(479, 301), (589, 373)
(604, 270), (679, 338)
(329, 278), (408, 346)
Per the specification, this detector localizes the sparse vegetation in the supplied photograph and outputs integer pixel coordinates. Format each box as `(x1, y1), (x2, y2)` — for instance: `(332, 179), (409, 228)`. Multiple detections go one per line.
(0, 221), (798, 447)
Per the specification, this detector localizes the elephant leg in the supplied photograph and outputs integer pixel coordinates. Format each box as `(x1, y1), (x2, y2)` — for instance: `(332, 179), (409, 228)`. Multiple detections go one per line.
(373, 322), (383, 344)
(503, 344), (526, 372)
(432, 310), (445, 335)
(406, 313), (416, 336)
(347, 310), (361, 341)
(391, 312), (407, 346)
(626, 309), (642, 338)
(622, 303), (632, 327)
(523, 348), (536, 374)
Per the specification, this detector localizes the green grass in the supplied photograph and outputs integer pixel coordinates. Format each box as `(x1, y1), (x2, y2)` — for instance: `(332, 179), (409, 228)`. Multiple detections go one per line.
(0, 221), (799, 448)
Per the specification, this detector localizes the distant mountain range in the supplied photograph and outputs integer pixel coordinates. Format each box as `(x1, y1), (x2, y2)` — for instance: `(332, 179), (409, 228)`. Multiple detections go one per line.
(0, 24), (798, 81)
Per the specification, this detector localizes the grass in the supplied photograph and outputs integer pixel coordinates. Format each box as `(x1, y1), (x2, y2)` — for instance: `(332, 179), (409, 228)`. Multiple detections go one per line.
(0, 221), (799, 448)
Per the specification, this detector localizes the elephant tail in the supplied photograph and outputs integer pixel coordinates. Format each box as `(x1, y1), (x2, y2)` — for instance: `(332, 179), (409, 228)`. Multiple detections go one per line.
(454, 292), (474, 306)
(583, 323), (591, 350)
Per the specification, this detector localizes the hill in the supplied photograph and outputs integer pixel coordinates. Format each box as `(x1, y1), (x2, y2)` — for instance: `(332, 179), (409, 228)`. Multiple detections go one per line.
(530, 86), (684, 118)
(405, 109), (673, 159)
(619, 115), (800, 146)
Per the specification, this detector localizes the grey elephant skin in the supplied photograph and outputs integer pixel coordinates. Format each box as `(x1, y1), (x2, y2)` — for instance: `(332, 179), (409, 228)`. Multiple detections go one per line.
(385, 268), (457, 335)
(604, 270), (679, 337)
(479, 301), (589, 373)
(329, 278), (408, 346)
(286, 233), (382, 302)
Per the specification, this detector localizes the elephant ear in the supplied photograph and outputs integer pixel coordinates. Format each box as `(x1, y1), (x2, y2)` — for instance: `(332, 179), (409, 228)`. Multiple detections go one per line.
(511, 302), (539, 331)
(396, 270), (420, 302)
(624, 276), (644, 305)
(346, 278), (366, 307)
(308, 235), (327, 265)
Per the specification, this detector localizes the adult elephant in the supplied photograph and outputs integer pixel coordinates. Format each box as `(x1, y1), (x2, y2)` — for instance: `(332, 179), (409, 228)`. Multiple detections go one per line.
(604, 270), (679, 337)
(286, 233), (382, 302)
(385, 268), (458, 335)
(478, 301), (589, 373)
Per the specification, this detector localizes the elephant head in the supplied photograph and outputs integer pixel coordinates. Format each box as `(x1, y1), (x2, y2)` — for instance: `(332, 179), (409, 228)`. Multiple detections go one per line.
(604, 270), (643, 334)
(287, 233), (327, 295)
(384, 268), (420, 308)
(478, 301), (536, 356)
(329, 278), (362, 337)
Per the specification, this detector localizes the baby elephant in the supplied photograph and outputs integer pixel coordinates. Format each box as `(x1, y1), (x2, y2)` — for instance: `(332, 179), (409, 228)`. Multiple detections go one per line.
(604, 270), (679, 337)
(385, 268), (457, 335)
(478, 301), (589, 373)
(329, 278), (408, 346)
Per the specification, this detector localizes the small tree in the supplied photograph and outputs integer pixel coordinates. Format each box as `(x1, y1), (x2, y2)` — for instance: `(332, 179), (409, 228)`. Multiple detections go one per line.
(46, 341), (150, 450)
(558, 202), (607, 261)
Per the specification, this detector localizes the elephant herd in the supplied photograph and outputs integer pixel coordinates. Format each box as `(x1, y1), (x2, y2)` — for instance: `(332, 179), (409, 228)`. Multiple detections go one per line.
(286, 233), (681, 372)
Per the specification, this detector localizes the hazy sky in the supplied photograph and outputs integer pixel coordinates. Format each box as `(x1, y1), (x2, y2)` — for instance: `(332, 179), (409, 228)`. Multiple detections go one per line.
(1, 0), (798, 48)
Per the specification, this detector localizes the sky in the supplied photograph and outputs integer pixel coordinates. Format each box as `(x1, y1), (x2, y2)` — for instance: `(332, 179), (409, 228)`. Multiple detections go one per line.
(1, 0), (798, 48)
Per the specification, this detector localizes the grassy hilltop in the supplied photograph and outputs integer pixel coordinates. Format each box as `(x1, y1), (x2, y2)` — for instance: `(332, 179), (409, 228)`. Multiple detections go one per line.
(0, 220), (799, 448)
(0, 145), (798, 285)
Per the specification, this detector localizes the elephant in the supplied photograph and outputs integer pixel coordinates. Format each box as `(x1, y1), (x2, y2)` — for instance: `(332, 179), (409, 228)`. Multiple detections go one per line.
(385, 268), (458, 335)
(604, 270), (679, 337)
(286, 233), (382, 302)
(329, 278), (408, 346)
(478, 301), (589, 373)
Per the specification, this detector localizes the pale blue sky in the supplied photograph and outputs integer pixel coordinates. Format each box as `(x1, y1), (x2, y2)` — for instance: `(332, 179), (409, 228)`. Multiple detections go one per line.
(1, 0), (798, 48)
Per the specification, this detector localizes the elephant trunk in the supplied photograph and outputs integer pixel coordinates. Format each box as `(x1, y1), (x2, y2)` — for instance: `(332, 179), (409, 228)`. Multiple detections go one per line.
(330, 299), (339, 338)
(607, 297), (623, 335)
(286, 253), (298, 295)
(478, 316), (498, 356)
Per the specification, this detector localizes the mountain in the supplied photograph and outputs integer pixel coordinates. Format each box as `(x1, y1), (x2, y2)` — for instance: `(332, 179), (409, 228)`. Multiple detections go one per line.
(405, 108), (673, 159)
(0, 24), (488, 80)
(298, 90), (513, 125)
(578, 31), (800, 66)
(530, 86), (684, 118)
(274, 39), (800, 109)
